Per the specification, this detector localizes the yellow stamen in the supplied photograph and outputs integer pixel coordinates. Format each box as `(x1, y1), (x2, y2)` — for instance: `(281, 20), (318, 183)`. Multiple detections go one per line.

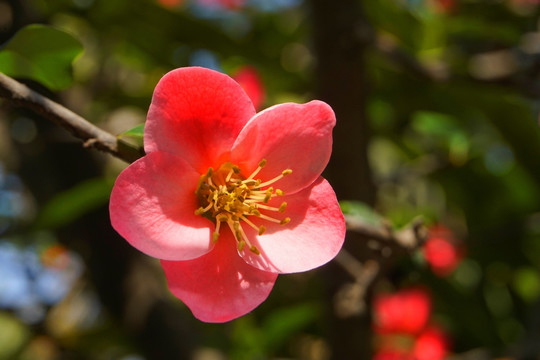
(256, 203), (280, 212)
(258, 213), (282, 224)
(246, 158), (267, 180)
(225, 168), (235, 182)
(194, 161), (293, 256)
(239, 215), (260, 233)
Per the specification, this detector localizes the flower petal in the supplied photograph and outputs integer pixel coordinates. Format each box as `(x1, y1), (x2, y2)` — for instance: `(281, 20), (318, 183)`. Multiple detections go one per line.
(231, 101), (335, 195)
(145, 67), (256, 172)
(161, 231), (277, 323)
(239, 177), (345, 274)
(110, 151), (214, 261)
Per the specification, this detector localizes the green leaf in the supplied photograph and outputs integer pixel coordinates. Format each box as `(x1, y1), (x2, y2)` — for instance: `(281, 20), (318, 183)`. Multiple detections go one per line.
(118, 123), (144, 138)
(0, 24), (83, 90)
(262, 302), (320, 351)
(34, 177), (114, 229)
(339, 200), (383, 226)
(117, 123), (145, 148)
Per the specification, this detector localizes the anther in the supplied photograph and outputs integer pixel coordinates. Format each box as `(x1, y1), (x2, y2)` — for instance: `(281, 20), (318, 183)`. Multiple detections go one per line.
(264, 188), (273, 203)
(237, 241), (246, 251)
(212, 232), (219, 243)
(251, 209), (261, 217)
(275, 189), (284, 196)
(280, 217), (291, 225)
(278, 202), (287, 213)
(282, 169), (292, 176)
(249, 246), (261, 255)
(258, 225), (266, 235)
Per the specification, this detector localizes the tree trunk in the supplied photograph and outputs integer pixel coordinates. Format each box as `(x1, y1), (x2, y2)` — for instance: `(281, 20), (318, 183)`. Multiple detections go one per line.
(308, 0), (376, 358)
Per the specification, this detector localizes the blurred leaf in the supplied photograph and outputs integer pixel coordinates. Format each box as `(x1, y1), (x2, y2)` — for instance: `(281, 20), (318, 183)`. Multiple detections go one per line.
(0, 24), (83, 90)
(34, 178), (114, 229)
(411, 111), (462, 137)
(513, 267), (540, 303)
(0, 312), (30, 359)
(363, 0), (421, 50)
(230, 316), (264, 360)
(262, 302), (320, 351)
(340, 201), (383, 226)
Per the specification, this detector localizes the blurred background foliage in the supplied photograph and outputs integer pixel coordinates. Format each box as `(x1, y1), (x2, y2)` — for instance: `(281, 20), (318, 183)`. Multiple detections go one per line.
(1, 0), (540, 359)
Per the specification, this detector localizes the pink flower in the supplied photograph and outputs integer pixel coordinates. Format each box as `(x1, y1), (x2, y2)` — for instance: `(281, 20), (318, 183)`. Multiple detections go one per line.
(373, 288), (431, 335)
(109, 67), (345, 322)
(233, 66), (266, 110)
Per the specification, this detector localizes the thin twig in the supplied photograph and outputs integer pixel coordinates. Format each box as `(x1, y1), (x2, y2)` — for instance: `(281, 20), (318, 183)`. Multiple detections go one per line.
(0, 72), (144, 163)
(333, 252), (380, 318)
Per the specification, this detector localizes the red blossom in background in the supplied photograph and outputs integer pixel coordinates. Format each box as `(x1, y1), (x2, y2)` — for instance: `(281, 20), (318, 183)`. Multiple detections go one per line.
(373, 349), (411, 360)
(198, 0), (246, 10)
(411, 326), (450, 360)
(373, 288), (431, 335)
(423, 225), (464, 277)
(373, 288), (450, 360)
(232, 66), (266, 110)
(429, 0), (457, 14)
(373, 326), (450, 360)
(156, 0), (184, 8)
(109, 67), (345, 322)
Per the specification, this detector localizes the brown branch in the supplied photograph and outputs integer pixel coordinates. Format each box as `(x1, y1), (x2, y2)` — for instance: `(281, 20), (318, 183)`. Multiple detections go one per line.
(0, 72), (144, 163)
(345, 215), (428, 251)
(332, 216), (428, 317)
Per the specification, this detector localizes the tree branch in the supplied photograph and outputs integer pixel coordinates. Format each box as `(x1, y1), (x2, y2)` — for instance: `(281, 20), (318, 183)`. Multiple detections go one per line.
(345, 215), (428, 251)
(0, 72), (144, 163)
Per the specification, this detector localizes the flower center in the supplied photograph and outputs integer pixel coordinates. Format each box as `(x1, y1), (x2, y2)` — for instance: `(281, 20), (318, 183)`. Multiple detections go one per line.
(194, 159), (291, 255)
